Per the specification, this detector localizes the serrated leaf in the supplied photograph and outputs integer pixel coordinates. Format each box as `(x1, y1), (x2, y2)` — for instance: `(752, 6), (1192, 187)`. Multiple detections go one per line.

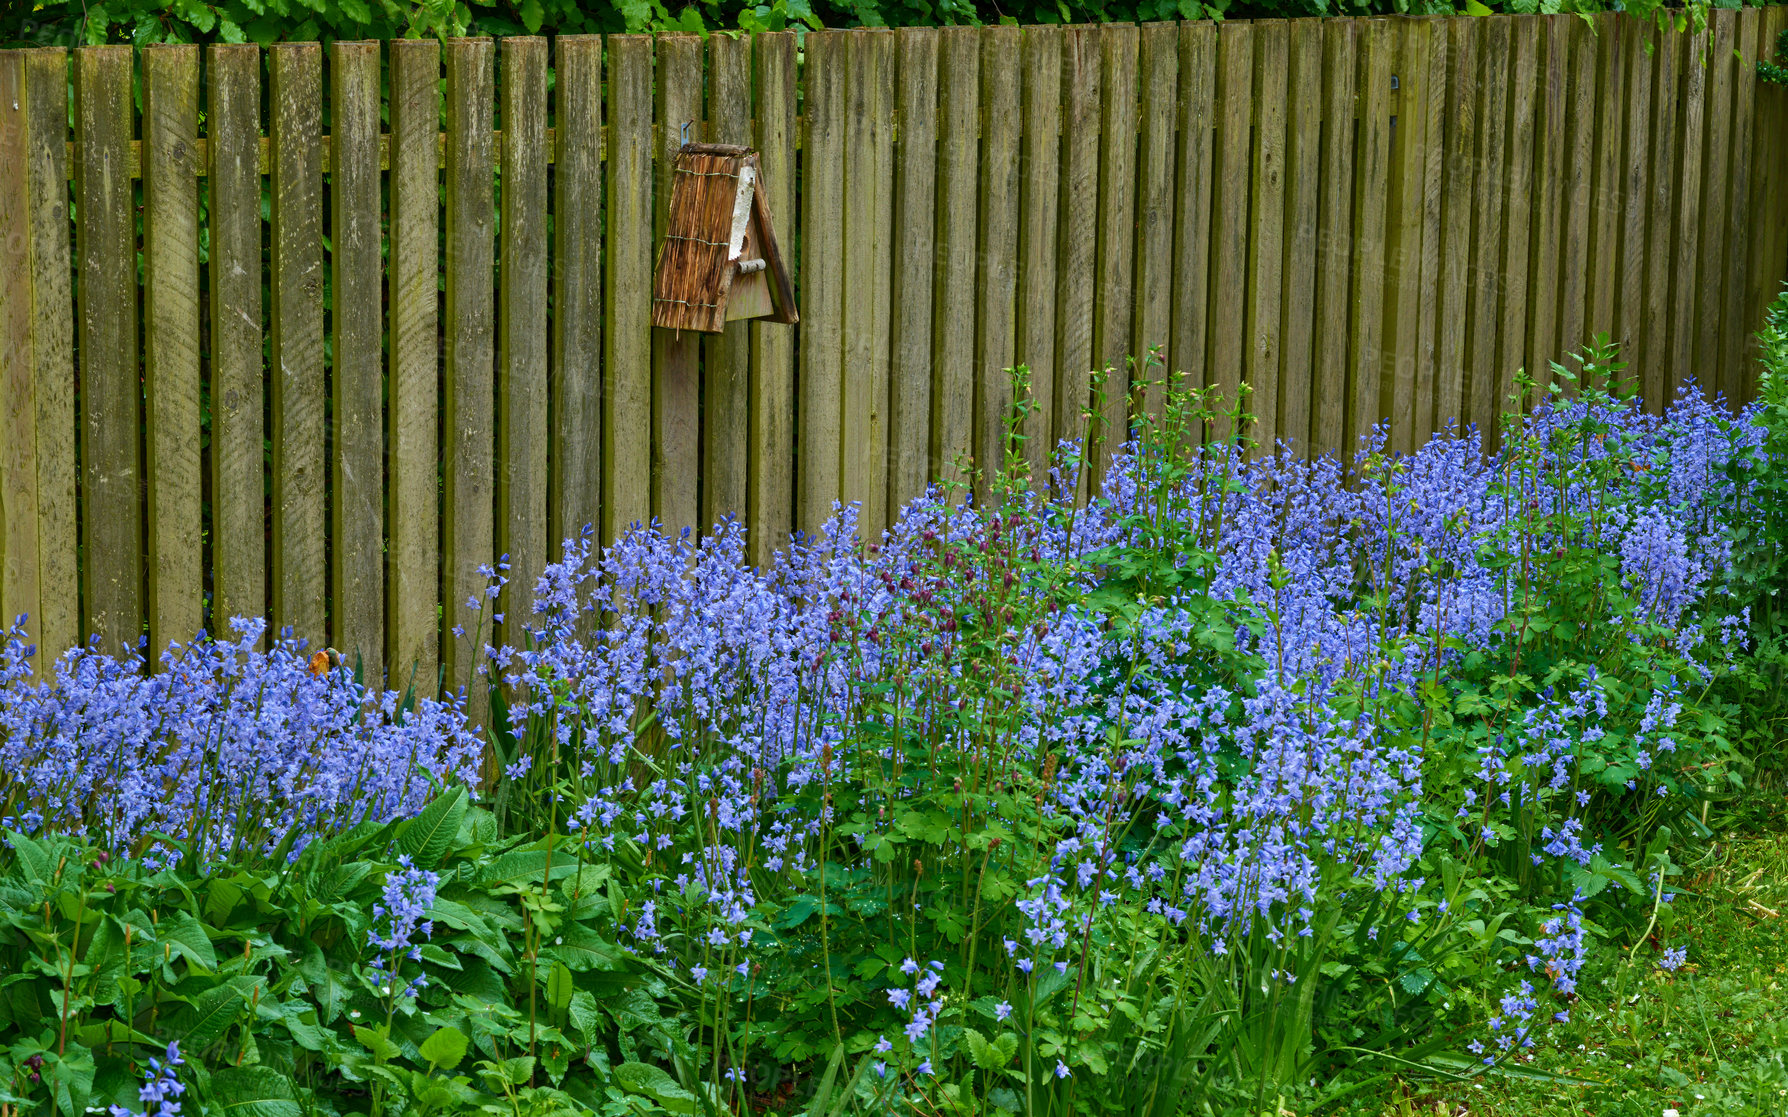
(962, 1027), (1009, 1070)
(207, 1066), (301, 1117)
(419, 1025), (469, 1072)
(395, 787), (467, 870)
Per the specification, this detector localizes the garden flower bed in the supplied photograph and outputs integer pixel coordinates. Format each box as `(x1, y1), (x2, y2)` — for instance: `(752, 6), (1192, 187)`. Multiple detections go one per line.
(1, 312), (1786, 1117)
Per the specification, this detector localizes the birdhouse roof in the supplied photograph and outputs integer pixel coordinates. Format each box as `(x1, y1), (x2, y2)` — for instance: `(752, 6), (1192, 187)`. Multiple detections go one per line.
(651, 143), (797, 334)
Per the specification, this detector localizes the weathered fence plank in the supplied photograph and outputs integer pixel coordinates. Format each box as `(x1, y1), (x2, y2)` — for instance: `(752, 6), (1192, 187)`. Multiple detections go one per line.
(975, 24), (1021, 502)
(931, 27), (979, 496)
(1314, 19), (1358, 454)
(552, 36), (603, 557)
(1017, 25), (1062, 488)
(604, 36), (653, 542)
(750, 31), (797, 561)
(889, 27), (939, 515)
(1495, 16), (1536, 424)
(0, 53), (36, 639)
(1055, 25), (1100, 482)
(653, 35), (702, 538)
(1349, 20), (1391, 454)
(1383, 18), (1429, 455)
(1132, 21), (1178, 428)
(1246, 21), (1287, 451)
(704, 32), (753, 530)
(1281, 20), (1322, 450)
(1208, 20), (1251, 444)
(842, 29), (895, 530)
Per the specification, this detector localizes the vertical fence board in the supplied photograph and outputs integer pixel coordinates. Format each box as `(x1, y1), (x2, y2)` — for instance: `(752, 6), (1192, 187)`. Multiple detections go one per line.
(1092, 23), (1138, 472)
(388, 37), (441, 685)
(1495, 17), (1536, 423)
(1668, 23), (1706, 400)
(21, 51), (76, 660)
(890, 28), (938, 514)
(1745, 9), (1788, 387)
(704, 32), (753, 528)
(268, 44), (326, 649)
(1413, 21), (1447, 443)
(1055, 26), (1100, 470)
(0, 54), (36, 637)
(1349, 20), (1391, 453)
(604, 36), (653, 541)
(1585, 12), (1624, 358)
(653, 36), (702, 536)
(1614, 15), (1651, 375)
(1246, 22), (1286, 450)
(841, 29), (895, 531)
(1132, 22), (1178, 426)
(1016, 25), (1062, 489)
(976, 25), (1021, 502)
(141, 45), (202, 654)
(1557, 16), (1595, 369)
(1280, 22), (1322, 451)
(1170, 24), (1216, 419)
(442, 37), (494, 690)
(1383, 19), (1428, 455)
(1208, 21), (1251, 441)
(206, 46), (263, 645)
(800, 31), (846, 529)
(331, 42), (383, 669)
(1463, 18), (1507, 447)
(1720, 9), (1761, 404)
(75, 47), (141, 654)
(1639, 23), (1678, 412)
(499, 37), (549, 644)
(1525, 16), (1565, 398)
(1315, 20), (1359, 454)
(1695, 10), (1736, 402)
(552, 36), (603, 554)
(931, 27), (978, 494)
(750, 32), (796, 560)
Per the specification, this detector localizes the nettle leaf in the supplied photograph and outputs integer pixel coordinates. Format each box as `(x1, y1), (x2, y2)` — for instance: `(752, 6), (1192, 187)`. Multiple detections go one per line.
(206, 1066), (302, 1117)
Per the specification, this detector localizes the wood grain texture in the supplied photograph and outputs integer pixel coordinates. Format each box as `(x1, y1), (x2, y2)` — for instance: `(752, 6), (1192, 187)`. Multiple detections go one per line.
(931, 27), (979, 497)
(1091, 23), (1138, 476)
(704, 32), (752, 531)
(1016, 25), (1062, 490)
(1348, 20), (1391, 454)
(1280, 21), (1322, 452)
(75, 46), (142, 655)
(800, 30), (846, 529)
(1131, 22), (1178, 429)
(749, 32), (797, 562)
(1246, 21), (1287, 452)
(1413, 20), (1448, 444)
(1382, 19), (1428, 455)
(21, 51), (75, 661)
(442, 37), (494, 691)
(141, 46), (202, 655)
(330, 42), (384, 670)
(552, 37), (603, 557)
(1525, 16), (1565, 400)
(1054, 25), (1100, 485)
(1718, 9), (1760, 405)
(1743, 8), (1788, 395)
(1669, 22), (1706, 400)
(605, 36), (653, 543)
(1585, 12), (1623, 365)
(0, 53), (37, 639)
(889, 27), (939, 516)
(1614, 15), (1652, 376)
(652, 35), (702, 538)
(1463, 17), (1507, 448)
(1314, 20), (1359, 454)
(206, 45), (264, 647)
(499, 37), (549, 645)
(1208, 21), (1252, 445)
(1639, 21), (1678, 412)
(269, 43), (326, 650)
(1495, 16), (1537, 427)
(1556, 15), (1595, 372)
(842, 29), (896, 531)
(388, 37), (441, 687)
(1695, 10), (1735, 403)
(975, 24), (1021, 504)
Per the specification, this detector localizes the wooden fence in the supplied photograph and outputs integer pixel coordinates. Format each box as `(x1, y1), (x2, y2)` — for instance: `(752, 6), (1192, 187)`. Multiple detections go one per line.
(2, 10), (1787, 681)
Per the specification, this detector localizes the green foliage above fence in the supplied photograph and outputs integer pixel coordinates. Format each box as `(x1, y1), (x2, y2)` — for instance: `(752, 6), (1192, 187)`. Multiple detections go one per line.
(2, 0), (1776, 49)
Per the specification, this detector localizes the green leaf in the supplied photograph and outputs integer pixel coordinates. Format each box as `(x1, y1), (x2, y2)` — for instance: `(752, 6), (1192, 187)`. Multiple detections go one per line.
(207, 1066), (302, 1117)
(520, 0), (543, 31)
(566, 991), (602, 1040)
(176, 978), (255, 1050)
(419, 1025), (469, 1072)
(395, 786), (467, 870)
(159, 909), (219, 971)
(541, 922), (625, 972)
(962, 1027), (1010, 1070)
(614, 1062), (696, 1114)
(352, 1024), (403, 1062)
(544, 961), (575, 1010)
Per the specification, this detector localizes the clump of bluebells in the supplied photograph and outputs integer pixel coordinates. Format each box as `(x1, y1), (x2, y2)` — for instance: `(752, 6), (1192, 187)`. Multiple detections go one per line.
(0, 617), (483, 865)
(471, 350), (1764, 1110)
(365, 854), (441, 1004)
(108, 1041), (185, 1117)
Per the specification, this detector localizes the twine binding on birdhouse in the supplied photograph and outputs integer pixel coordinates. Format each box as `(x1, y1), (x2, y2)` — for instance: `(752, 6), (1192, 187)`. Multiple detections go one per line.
(651, 142), (798, 334)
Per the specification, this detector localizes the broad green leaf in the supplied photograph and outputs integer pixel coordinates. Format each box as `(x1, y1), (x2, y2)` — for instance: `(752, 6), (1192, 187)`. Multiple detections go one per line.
(544, 961), (575, 1010)
(207, 1066), (302, 1117)
(395, 786), (467, 870)
(614, 1061), (696, 1114)
(419, 1025), (469, 1072)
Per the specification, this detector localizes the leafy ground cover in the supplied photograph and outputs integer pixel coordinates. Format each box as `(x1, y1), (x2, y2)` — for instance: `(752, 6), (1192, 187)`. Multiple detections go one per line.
(1, 294), (1786, 1117)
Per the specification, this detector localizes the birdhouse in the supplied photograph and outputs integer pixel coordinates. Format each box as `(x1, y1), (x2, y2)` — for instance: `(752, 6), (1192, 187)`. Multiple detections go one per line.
(651, 143), (798, 333)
